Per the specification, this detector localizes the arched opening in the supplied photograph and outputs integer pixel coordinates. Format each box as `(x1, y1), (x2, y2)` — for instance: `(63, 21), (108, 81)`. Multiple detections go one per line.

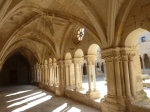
(101, 62), (104, 73)
(144, 54), (150, 69)
(140, 56), (143, 69)
(0, 53), (31, 85)
(83, 62), (87, 75)
(124, 28), (150, 98)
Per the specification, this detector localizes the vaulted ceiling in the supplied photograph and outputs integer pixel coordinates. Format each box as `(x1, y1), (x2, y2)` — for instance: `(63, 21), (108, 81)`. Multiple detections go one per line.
(0, 0), (147, 65)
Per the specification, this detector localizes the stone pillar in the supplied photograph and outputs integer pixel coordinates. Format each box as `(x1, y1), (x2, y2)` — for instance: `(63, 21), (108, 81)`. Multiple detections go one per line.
(79, 63), (83, 89)
(141, 56), (145, 69)
(47, 65), (50, 84)
(55, 60), (65, 96)
(51, 65), (54, 85)
(56, 65), (59, 86)
(87, 61), (92, 92)
(85, 55), (100, 99)
(69, 63), (74, 87)
(41, 65), (44, 84)
(53, 62), (57, 86)
(101, 47), (147, 112)
(73, 58), (83, 91)
(44, 64), (48, 85)
(39, 65), (41, 82)
(36, 66), (40, 82)
(48, 62), (52, 85)
(65, 59), (72, 89)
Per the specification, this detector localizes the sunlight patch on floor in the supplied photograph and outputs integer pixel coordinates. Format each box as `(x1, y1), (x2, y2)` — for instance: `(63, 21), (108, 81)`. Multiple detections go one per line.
(7, 93), (46, 108)
(12, 95), (52, 112)
(7, 91), (42, 103)
(5, 89), (32, 97)
(52, 103), (68, 112)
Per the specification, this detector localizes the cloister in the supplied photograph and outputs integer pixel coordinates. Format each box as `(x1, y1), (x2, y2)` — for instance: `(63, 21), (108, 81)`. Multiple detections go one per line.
(0, 0), (150, 112)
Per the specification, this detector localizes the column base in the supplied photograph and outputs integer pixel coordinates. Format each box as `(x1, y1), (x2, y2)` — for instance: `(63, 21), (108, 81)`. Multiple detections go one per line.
(101, 95), (139, 112)
(86, 90), (100, 99)
(55, 87), (65, 96)
(101, 99), (126, 112)
(39, 82), (44, 88)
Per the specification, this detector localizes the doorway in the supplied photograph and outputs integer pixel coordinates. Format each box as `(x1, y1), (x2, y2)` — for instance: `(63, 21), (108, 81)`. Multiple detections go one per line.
(9, 70), (18, 84)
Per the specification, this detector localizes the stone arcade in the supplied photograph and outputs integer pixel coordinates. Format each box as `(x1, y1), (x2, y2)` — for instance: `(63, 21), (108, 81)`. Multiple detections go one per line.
(0, 0), (150, 112)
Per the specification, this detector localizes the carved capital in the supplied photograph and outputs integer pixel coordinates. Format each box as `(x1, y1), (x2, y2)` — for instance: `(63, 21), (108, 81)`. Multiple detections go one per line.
(101, 47), (136, 60)
(84, 55), (97, 65)
(65, 59), (72, 65)
(40, 64), (44, 68)
(73, 58), (83, 63)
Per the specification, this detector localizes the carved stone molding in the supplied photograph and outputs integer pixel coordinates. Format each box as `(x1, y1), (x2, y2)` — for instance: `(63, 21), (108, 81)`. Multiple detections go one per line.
(101, 47), (136, 60)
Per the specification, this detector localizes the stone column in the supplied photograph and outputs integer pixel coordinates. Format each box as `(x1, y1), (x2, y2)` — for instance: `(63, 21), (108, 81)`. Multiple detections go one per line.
(65, 64), (69, 87)
(55, 60), (65, 96)
(39, 65), (41, 82)
(56, 65), (59, 86)
(141, 56), (145, 69)
(47, 65), (50, 84)
(122, 55), (131, 97)
(86, 61), (92, 92)
(34, 66), (37, 82)
(51, 65), (54, 85)
(73, 58), (83, 91)
(69, 63), (74, 87)
(41, 65), (44, 84)
(44, 64), (48, 85)
(79, 63), (83, 89)
(48, 62), (52, 85)
(101, 47), (147, 112)
(53, 62), (57, 86)
(36, 66), (40, 82)
(85, 55), (100, 99)
(65, 59), (72, 89)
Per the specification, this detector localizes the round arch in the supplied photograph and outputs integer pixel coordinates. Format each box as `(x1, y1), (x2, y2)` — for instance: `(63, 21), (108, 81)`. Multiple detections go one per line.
(0, 52), (32, 85)
(87, 44), (100, 55)
(74, 49), (84, 58)
(124, 28), (149, 47)
(49, 58), (52, 64)
(65, 52), (72, 60)
(121, 20), (150, 47)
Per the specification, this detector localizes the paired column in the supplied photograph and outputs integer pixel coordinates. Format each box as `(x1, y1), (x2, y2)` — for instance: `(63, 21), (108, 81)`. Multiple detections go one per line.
(53, 62), (57, 86)
(44, 64), (48, 85)
(85, 55), (98, 93)
(40, 64), (44, 84)
(36, 65), (40, 82)
(48, 61), (52, 85)
(73, 58), (83, 91)
(56, 60), (65, 96)
(65, 59), (72, 89)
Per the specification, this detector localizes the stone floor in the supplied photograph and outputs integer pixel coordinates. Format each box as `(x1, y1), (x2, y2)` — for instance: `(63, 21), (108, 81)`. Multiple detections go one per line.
(0, 85), (100, 112)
